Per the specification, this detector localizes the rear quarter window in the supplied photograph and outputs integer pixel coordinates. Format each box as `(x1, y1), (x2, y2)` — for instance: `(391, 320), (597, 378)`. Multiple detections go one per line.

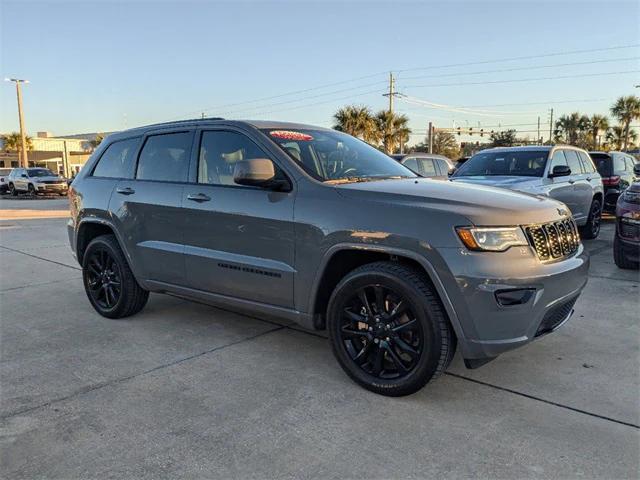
(93, 138), (140, 178)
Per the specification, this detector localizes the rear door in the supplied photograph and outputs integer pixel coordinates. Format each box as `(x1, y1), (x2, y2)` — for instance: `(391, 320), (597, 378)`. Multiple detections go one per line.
(181, 127), (296, 308)
(564, 149), (592, 220)
(110, 129), (194, 286)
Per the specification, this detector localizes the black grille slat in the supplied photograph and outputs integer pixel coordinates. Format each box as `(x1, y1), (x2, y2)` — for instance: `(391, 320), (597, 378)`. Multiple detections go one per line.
(535, 297), (577, 336)
(526, 218), (579, 262)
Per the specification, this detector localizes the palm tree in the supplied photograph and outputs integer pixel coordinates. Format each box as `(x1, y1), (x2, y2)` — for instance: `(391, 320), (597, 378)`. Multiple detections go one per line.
(588, 114), (609, 149)
(375, 111), (411, 154)
(2, 132), (33, 153)
(90, 133), (104, 149)
(610, 95), (640, 151)
(554, 112), (589, 145)
(606, 126), (638, 150)
(333, 106), (378, 144)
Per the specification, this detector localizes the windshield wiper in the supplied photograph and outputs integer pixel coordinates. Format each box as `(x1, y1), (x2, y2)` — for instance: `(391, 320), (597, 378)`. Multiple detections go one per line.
(324, 175), (412, 185)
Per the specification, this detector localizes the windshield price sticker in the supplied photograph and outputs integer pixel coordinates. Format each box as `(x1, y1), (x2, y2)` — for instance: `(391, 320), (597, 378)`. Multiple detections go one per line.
(269, 130), (314, 141)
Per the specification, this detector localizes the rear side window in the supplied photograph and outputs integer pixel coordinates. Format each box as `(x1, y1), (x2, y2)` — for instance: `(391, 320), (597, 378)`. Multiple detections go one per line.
(578, 151), (596, 174)
(93, 138), (139, 178)
(613, 155), (626, 172)
(136, 132), (192, 182)
(418, 158), (437, 176)
(564, 150), (584, 175)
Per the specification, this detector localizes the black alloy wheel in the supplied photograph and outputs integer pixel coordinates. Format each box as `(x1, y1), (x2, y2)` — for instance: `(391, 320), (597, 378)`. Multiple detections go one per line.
(580, 198), (601, 239)
(327, 261), (455, 396)
(337, 284), (422, 380)
(85, 247), (122, 310)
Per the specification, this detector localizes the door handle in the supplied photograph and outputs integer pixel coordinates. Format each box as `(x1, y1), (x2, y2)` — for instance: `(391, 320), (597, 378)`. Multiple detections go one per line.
(568, 180), (575, 184)
(116, 187), (135, 195)
(187, 193), (211, 203)
(586, 177), (592, 181)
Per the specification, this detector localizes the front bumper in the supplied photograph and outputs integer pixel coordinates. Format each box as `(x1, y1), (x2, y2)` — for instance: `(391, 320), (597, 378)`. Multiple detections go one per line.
(36, 183), (68, 193)
(434, 244), (589, 363)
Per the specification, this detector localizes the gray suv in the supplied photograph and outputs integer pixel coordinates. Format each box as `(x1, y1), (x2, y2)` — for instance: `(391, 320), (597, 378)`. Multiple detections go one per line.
(68, 120), (589, 396)
(451, 146), (604, 239)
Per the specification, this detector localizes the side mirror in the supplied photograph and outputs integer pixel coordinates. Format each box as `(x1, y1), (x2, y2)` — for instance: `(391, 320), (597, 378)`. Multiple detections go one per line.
(447, 167), (456, 176)
(549, 165), (571, 178)
(233, 158), (289, 190)
(633, 163), (640, 176)
(21, 173), (28, 178)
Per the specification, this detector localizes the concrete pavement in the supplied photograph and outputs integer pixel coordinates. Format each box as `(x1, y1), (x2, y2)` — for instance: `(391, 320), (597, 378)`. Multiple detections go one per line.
(1, 210), (638, 478)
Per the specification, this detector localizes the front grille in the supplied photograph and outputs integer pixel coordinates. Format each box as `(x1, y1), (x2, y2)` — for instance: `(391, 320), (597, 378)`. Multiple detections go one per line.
(619, 220), (640, 239)
(41, 180), (63, 185)
(525, 217), (579, 262)
(535, 297), (577, 337)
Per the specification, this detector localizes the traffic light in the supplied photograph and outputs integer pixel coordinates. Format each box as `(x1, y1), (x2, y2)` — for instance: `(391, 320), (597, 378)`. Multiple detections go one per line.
(480, 129), (484, 137)
(469, 128), (473, 136)
(457, 127), (461, 136)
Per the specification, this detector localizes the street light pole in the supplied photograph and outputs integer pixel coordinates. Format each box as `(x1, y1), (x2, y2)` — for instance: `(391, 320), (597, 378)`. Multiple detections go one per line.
(5, 78), (30, 168)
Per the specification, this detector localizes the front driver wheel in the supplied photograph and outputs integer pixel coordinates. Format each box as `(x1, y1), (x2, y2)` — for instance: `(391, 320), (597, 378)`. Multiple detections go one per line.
(327, 261), (455, 396)
(82, 234), (149, 318)
(580, 198), (601, 240)
(9, 183), (17, 196)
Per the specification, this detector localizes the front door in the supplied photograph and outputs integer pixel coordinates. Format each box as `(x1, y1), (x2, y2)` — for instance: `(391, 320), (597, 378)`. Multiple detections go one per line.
(109, 130), (194, 286)
(544, 149), (580, 217)
(563, 149), (592, 221)
(182, 129), (295, 308)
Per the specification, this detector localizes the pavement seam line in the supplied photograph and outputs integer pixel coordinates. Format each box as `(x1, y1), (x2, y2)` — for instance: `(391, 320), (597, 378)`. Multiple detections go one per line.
(0, 276), (82, 293)
(0, 245), (81, 271)
(0, 326), (286, 421)
(445, 372), (640, 430)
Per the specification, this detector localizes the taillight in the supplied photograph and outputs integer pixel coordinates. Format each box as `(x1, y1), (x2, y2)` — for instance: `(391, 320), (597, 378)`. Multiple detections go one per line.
(602, 175), (620, 186)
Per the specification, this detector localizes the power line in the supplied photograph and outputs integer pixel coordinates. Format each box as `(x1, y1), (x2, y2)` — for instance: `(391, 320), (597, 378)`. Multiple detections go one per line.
(396, 44), (640, 73)
(398, 57), (640, 81)
(457, 98), (611, 108)
(404, 70), (640, 88)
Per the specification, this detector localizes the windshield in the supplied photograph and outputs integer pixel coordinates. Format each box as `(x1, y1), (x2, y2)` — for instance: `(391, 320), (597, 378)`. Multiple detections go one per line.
(454, 150), (548, 177)
(263, 129), (416, 183)
(28, 168), (57, 177)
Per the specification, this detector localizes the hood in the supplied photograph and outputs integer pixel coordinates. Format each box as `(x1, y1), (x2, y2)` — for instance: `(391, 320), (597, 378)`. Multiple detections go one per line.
(450, 175), (541, 191)
(335, 178), (567, 226)
(31, 176), (63, 182)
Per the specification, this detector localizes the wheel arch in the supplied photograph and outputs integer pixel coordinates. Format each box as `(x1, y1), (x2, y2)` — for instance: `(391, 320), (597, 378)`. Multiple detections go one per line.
(309, 244), (465, 343)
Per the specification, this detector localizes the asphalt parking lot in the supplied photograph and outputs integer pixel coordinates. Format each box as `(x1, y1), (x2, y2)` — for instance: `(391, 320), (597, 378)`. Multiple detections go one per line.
(1, 198), (638, 479)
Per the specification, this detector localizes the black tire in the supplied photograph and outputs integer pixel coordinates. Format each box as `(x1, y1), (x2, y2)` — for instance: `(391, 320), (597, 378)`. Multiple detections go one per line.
(9, 183), (17, 196)
(327, 261), (455, 397)
(27, 184), (36, 196)
(82, 234), (149, 319)
(579, 198), (602, 240)
(613, 235), (639, 270)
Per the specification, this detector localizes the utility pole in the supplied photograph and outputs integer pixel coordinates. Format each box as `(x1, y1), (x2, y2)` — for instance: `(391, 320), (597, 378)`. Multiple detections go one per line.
(548, 108), (554, 145)
(382, 72), (395, 115)
(428, 122), (433, 154)
(5, 78), (30, 168)
(537, 116), (541, 145)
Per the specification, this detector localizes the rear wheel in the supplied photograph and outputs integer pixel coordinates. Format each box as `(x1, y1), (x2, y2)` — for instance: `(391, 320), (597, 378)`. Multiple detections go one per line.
(27, 184), (36, 196)
(327, 261), (454, 397)
(580, 198), (601, 240)
(9, 183), (17, 196)
(82, 234), (149, 318)
(614, 235), (639, 270)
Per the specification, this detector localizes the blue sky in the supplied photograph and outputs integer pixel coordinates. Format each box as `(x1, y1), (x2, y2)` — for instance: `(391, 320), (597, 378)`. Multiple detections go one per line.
(1, 0), (639, 142)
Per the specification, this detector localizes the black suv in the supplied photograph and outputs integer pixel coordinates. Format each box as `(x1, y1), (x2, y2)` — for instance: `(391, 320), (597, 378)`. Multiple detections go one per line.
(590, 151), (639, 211)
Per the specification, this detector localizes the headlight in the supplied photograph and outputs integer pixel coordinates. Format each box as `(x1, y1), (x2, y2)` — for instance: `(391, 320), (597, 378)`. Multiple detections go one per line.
(456, 226), (529, 252)
(621, 189), (640, 204)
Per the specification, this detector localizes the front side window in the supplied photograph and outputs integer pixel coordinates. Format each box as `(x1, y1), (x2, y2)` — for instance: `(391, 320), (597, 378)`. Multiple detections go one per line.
(418, 158), (437, 176)
(93, 138), (139, 178)
(549, 150), (568, 171)
(402, 158), (419, 173)
(199, 131), (270, 186)
(263, 129), (415, 183)
(27, 168), (56, 177)
(564, 150), (584, 175)
(455, 150), (547, 177)
(136, 132), (192, 182)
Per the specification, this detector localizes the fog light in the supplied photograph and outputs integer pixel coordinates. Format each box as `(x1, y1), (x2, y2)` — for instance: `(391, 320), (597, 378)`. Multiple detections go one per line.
(495, 288), (535, 306)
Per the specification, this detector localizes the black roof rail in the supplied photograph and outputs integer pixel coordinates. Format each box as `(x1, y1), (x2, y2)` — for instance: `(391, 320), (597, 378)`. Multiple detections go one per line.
(141, 117), (225, 129)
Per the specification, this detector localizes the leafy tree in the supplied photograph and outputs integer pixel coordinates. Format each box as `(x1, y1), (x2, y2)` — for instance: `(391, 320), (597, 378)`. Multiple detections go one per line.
(413, 131), (460, 158)
(90, 133), (104, 149)
(2, 132), (33, 153)
(333, 106), (378, 144)
(587, 114), (609, 150)
(490, 129), (517, 147)
(606, 126), (638, 150)
(375, 110), (411, 154)
(610, 95), (640, 151)
(554, 112), (589, 145)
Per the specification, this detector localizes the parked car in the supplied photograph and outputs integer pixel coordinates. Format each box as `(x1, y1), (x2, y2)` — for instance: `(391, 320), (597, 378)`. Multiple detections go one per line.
(390, 153), (454, 179)
(68, 119), (589, 396)
(613, 165), (640, 269)
(7, 167), (69, 196)
(451, 145), (604, 239)
(589, 151), (639, 212)
(0, 168), (13, 193)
